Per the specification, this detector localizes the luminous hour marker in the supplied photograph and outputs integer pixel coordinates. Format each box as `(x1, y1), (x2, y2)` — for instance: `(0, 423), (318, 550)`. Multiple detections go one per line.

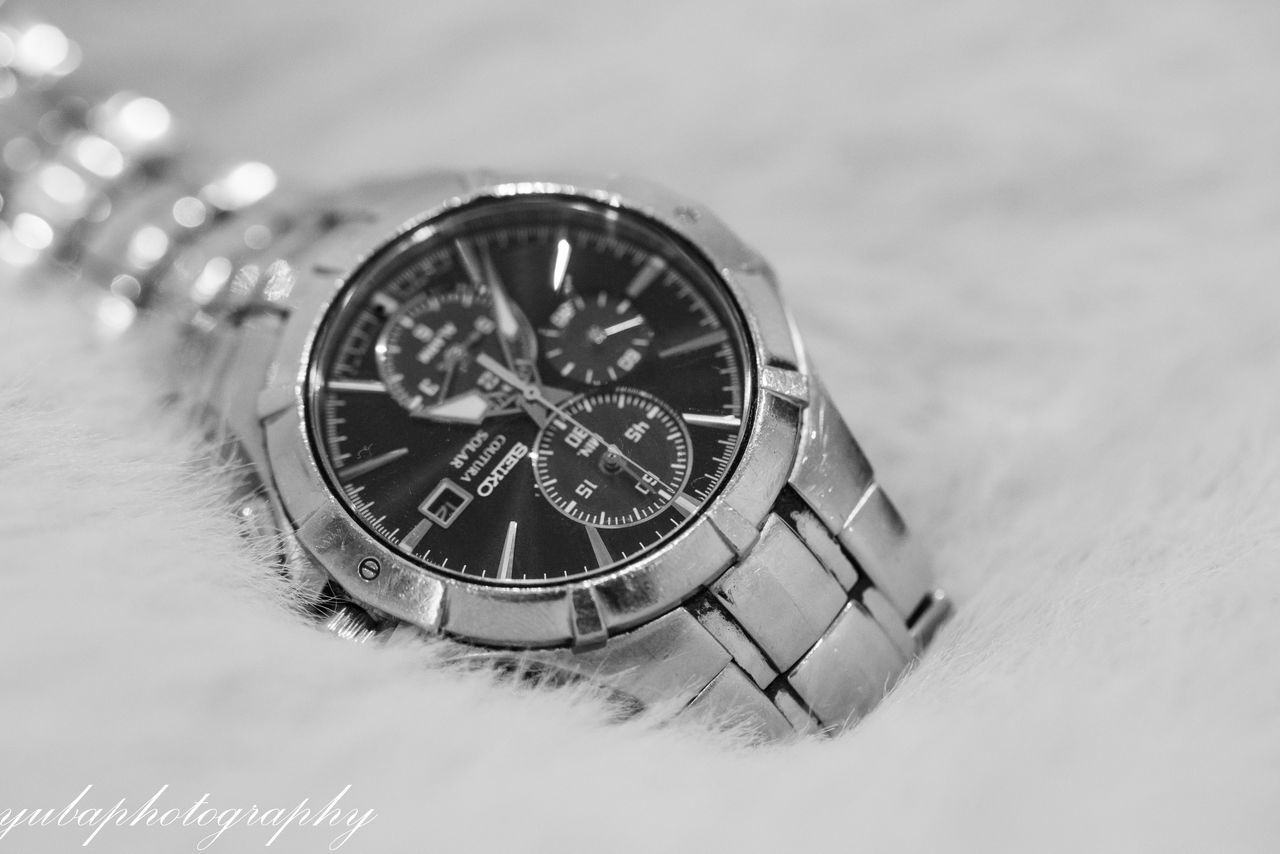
(682, 412), (742, 429)
(338, 447), (408, 482)
(657, 329), (729, 360)
(672, 493), (700, 517)
(551, 236), (572, 291)
(328, 378), (387, 394)
(372, 293), (400, 315)
(585, 526), (612, 568)
(625, 256), (666, 297)
(400, 518), (433, 552)
(498, 521), (518, 580)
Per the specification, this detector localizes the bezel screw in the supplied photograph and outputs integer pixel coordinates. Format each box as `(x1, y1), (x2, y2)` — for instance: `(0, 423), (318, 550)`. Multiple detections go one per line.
(357, 557), (381, 581)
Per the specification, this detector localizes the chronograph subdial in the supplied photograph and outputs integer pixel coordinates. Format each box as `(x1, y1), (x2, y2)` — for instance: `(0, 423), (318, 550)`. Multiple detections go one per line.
(539, 291), (654, 385)
(533, 388), (691, 528)
(375, 283), (534, 416)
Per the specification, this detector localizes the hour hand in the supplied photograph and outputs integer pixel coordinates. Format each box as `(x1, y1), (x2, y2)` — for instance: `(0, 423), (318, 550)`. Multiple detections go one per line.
(455, 237), (529, 356)
(413, 390), (490, 424)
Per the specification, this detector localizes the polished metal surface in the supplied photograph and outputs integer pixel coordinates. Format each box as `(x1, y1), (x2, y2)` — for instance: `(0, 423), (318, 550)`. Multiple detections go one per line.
(788, 601), (908, 728)
(710, 516), (849, 674)
(0, 9), (950, 741)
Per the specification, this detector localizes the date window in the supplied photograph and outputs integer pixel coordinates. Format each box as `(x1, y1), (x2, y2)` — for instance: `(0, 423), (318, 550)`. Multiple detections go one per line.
(418, 479), (473, 528)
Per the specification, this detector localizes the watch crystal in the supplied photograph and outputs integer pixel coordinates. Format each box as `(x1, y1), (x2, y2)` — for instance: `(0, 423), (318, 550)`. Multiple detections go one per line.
(309, 195), (752, 584)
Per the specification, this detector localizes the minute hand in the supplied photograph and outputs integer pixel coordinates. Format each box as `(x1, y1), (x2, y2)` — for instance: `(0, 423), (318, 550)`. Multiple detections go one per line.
(474, 353), (675, 498)
(455, 238), (525, 366)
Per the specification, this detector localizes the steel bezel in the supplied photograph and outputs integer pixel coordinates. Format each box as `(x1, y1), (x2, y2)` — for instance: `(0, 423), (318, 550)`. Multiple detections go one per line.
(261, 171), (805, 649)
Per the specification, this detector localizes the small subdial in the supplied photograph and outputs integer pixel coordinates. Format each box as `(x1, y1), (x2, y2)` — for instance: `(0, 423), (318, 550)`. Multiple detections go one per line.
(375, 283), (534, 414)
(533, 388), (691, 528)
(539, 291), (654, 385)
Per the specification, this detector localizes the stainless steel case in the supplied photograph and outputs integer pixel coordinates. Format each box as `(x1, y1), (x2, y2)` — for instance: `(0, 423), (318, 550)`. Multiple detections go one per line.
(258, 171), (809, 650)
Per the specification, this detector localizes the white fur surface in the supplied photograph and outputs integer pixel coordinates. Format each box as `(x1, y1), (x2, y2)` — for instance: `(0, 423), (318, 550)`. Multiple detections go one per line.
(4, 1), (1280, 851)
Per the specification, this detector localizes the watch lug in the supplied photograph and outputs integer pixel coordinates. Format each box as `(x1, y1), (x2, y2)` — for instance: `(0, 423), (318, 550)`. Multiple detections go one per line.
(759, 366), (809, 408)
(706, 501), (761, 557)
(255, 383), (295, 421)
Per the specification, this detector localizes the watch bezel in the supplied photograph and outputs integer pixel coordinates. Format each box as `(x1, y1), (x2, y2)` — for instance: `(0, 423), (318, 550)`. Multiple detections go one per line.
(260, 171), (805, 648)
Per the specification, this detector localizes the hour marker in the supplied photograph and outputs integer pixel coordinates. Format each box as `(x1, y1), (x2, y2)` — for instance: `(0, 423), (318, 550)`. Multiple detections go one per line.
(372, 293), (400, 315)
(497, 521), (518, 580)
(672, 493), (700, 517)
(657, 329), (729, 360)
(400, 518), (433, 552)
(682, 412), (742, 429)
(327, 378), (387, 394)
(625, 256), (666, 297)
(338, 447), (408, 482)
(551, 236), (572, 291)
(585, 526), (613, 568)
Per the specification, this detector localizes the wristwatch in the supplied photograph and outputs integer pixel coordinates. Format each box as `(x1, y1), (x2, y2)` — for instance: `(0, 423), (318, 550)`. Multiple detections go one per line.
(0, 13), (950, 740)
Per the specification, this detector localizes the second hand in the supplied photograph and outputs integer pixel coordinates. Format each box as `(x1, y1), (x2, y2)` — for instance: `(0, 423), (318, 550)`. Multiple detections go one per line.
(474, 353), (674, 499)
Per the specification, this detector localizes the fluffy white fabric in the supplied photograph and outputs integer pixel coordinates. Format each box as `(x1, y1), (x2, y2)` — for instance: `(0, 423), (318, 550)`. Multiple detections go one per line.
(4, 0), (1278, 851)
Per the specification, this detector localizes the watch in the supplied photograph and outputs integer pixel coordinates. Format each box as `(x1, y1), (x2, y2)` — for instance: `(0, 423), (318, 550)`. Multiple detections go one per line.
(0, 13), (950, 740)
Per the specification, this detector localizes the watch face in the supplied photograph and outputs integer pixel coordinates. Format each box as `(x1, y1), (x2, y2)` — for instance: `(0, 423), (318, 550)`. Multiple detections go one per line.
(307, 195), (754, 585)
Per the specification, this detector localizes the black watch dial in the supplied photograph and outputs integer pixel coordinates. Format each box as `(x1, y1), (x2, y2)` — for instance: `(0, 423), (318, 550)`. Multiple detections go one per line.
(309, 195), (753, 585)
